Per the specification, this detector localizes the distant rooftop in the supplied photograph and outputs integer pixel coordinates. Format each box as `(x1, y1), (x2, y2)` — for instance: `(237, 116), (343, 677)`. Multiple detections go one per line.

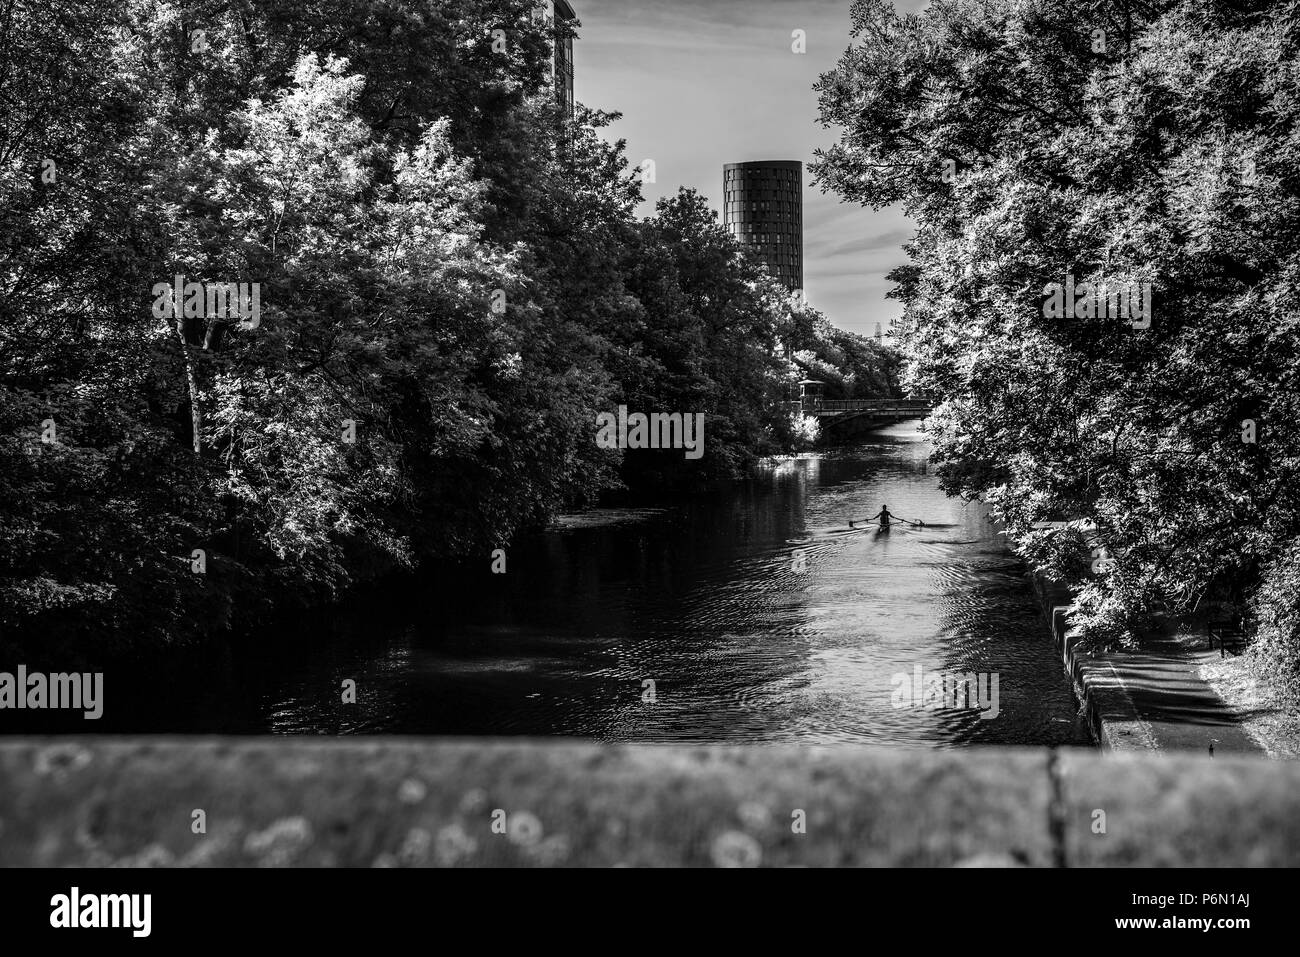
(723, 160), (803, 169)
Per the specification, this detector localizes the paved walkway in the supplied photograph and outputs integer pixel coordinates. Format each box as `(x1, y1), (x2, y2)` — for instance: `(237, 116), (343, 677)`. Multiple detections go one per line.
(1074, 637), (1263, 753)
(1035, 580), (1264, 754)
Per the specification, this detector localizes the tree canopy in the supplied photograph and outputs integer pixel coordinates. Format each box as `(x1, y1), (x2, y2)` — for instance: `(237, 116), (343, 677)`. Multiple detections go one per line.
(1, 0), (892, 661)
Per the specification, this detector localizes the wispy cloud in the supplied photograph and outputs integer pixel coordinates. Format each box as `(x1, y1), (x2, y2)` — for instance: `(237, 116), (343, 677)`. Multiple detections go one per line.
(808, 227), (916, 259)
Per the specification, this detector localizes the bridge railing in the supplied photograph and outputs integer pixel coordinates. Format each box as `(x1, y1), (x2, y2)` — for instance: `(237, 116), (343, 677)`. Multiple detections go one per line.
(801, 398), (932, 415)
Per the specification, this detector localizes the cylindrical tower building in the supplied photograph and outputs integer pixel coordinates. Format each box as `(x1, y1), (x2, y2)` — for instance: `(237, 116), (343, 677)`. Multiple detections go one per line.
(722, 160), (803, 292)
(553, 1), (576, 117)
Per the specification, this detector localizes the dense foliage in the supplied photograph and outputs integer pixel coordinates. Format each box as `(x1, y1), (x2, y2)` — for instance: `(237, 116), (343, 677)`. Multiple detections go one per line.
(814, 0), (1300, 700)
(795, 317), (901, 401)
(1, 0), (889, 660)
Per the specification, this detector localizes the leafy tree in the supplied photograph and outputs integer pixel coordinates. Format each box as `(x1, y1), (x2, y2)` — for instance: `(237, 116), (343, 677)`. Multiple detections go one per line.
(0, 0), (897, 662)
(795, 316), (901, 400)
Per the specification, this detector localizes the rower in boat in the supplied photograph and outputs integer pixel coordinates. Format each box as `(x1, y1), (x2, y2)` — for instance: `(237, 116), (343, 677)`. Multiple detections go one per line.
(849, 506), (924, 530)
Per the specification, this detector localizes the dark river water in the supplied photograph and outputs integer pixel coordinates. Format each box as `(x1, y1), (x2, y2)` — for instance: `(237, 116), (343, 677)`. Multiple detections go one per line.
(10, 420), (1090, 745)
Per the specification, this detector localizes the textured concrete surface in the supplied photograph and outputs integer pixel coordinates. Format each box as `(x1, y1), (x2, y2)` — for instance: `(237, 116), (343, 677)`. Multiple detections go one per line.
(1058, 750), (1300, 867)
(0, 740), (1297, 867)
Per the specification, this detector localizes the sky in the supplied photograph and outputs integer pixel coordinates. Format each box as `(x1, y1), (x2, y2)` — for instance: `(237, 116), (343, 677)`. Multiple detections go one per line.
(571, 0), (924, 338)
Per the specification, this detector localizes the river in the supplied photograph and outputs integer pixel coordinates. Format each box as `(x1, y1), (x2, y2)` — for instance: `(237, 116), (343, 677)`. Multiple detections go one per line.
(28, 419), (1088, 745)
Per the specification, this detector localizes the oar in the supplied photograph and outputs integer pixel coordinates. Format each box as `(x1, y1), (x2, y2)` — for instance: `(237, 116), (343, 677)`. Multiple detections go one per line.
(847, 517), (925, 531)
(864, 515), (926, 528)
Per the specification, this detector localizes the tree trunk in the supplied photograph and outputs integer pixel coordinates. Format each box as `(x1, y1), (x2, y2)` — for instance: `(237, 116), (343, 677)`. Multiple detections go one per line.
(175, 323), (203, 455)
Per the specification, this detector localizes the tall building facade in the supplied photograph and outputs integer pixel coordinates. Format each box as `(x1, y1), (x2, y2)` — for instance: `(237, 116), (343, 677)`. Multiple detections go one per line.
(553, 1), (576, 117)
(722, 161), (803, 292)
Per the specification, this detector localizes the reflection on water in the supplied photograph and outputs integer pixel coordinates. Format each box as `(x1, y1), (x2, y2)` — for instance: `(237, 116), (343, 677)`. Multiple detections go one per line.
(13, 420), (1090, 745)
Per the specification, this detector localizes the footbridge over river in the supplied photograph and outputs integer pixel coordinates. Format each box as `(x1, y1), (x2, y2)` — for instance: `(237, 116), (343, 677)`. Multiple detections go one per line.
(796, 397), (933, 436)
